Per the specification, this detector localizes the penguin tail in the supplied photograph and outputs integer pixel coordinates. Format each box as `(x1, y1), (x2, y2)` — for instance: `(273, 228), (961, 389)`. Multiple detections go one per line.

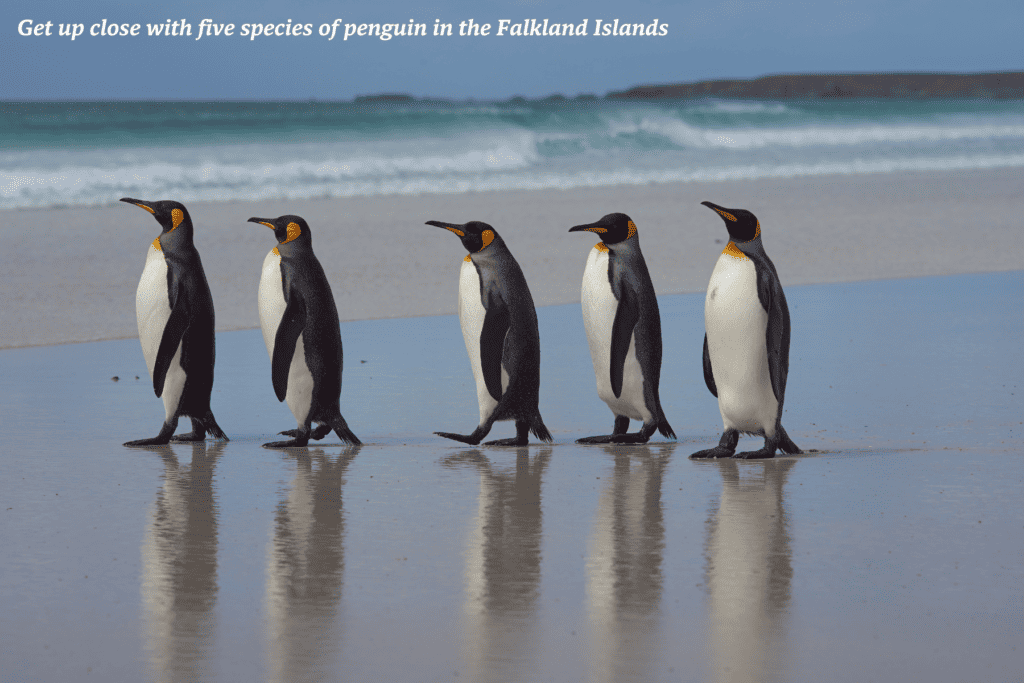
(777, 424), (801, 454)
(330, 415), (362, 446)
(202, 411), (229, 441)
(658, 417), (677, 440)
(529, 414), (553, 443)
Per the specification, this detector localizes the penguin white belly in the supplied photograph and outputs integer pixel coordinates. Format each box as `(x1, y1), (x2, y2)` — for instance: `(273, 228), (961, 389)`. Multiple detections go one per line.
(136, 243), (186, 420)
(580, 247), (651, 423)
(705, 253), (778, 436)
(259, 249), (315, 426)
(258, 249), (286, 359)
(284, 334), (315, 425)
(458, 259), (509, 425)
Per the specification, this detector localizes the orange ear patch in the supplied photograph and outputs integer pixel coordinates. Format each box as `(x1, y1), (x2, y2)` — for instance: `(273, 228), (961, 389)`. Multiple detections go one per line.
(171, 208), (184, 229)
(282, 221), (301, 244)
(479, 229), (495, 250)
(627, 220), (637, 239)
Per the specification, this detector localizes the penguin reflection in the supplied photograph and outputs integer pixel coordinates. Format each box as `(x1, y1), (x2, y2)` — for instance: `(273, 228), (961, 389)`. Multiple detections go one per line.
(586, 446), (672, 683)
(265, 447), (357, 683)
(705, 459), (795, 683)
(442, 448), (551, 682)
(139, 441), (223, 683)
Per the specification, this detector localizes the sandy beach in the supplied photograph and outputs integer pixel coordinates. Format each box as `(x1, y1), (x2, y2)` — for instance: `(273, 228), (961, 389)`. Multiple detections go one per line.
(4, 166), (1023, 348)
(2, 168), (1022, 681)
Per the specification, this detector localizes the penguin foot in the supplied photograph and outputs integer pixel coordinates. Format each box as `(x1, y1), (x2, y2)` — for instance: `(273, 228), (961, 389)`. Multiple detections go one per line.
(484, 421), (533, 446)
(733, 448), (776, 460)
(576, 434), (614, 444)
(609, 432), (652, 444)
(170, 431), (206, 442)
(263, 437), (310, 449)
(577, 432), (650, 444)
(689, 446), (735, 459)
(124, 436), (173, 447)
(279, 424), (332, 440)
(691, 429), (740, 459)
(435, 431), (483, 445)
(484, 436), (529, 446)
(125, 420), (177, 447)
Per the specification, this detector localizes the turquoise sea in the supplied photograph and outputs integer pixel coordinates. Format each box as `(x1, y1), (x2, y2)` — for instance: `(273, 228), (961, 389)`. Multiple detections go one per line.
(2, 97), (1024, 209)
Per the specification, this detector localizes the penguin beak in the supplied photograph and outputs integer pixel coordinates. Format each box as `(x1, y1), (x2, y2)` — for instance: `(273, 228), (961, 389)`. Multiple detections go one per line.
(569, 222), (607, 234)
(120, 198), (156, 214)
(248, 217), (277, 229)
(701, 201), (738, 223)
(425, 220), (465, 238)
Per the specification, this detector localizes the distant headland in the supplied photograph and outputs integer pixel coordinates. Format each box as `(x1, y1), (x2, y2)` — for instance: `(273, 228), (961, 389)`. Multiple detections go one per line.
(349, 72), (1024, 104)
(605, 72), (1024, 100)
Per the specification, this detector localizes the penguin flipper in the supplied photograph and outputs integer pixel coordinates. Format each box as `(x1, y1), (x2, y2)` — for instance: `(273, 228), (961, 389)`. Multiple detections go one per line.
(760, 270), (789, 404)
(702, 333), (718, 398)
(272, 295), (306, 402)
(610, 285), (639, 399)
(479, 295), (510, 403)
(152, 294), (190, 398)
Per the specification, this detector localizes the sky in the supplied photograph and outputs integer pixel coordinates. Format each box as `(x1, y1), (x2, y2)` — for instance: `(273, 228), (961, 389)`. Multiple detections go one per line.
(2, 0), (1022, 101)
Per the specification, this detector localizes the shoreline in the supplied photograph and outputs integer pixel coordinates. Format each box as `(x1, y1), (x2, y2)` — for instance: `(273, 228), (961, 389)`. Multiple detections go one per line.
(4, 165), (1023, 349)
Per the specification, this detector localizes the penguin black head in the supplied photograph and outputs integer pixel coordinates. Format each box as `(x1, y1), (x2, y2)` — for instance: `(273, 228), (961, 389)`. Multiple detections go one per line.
(248, 215), (313, 253)
(121, 198), (193, 240)
(568, 213), (637, 245)
(701, 201), (760, 243)
(426, 220), (499, 254)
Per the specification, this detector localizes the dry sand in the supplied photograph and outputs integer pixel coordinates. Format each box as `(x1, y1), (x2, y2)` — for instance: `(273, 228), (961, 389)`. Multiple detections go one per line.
(3, 166), (1023, 348)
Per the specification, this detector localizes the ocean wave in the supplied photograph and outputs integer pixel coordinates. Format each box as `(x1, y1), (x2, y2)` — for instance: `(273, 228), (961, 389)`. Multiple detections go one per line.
(5, 151), (1024, 209)
(4, 99), (1024, 209)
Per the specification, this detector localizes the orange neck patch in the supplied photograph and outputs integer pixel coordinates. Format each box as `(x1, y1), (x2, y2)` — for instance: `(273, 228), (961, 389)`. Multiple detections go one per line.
(152, 237), (162, 252)
(594, 242), (609, 253)
(272, 246), (280, 256)
(464, 254), (472, 262)
(722, 241), (748, 260)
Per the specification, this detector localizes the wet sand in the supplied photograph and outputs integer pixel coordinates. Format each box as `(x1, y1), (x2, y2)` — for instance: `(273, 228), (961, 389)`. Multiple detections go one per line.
(3, 167), (1024, 349)
(1, 270), (1021, 682)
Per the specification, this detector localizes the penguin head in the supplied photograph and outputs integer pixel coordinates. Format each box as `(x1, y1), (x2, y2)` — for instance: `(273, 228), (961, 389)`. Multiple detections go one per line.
(248, 215), (313, 254)
(121, 198), (193, 246)
(426, 220), (499, 255)
(701, 201), (760, 243)
(568, 213), (637, 245)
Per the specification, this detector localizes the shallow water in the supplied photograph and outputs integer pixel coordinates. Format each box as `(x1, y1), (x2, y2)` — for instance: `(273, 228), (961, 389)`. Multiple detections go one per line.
(1, 272), (1021, 681)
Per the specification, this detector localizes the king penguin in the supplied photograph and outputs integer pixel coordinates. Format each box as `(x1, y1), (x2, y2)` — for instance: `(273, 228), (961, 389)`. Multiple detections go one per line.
(121, 198), (228, 447)
(425, 220), (553, 446)
(691, 202), (802, 459)
(569, 213), (676, 444)
(250, 215), (360, 448)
